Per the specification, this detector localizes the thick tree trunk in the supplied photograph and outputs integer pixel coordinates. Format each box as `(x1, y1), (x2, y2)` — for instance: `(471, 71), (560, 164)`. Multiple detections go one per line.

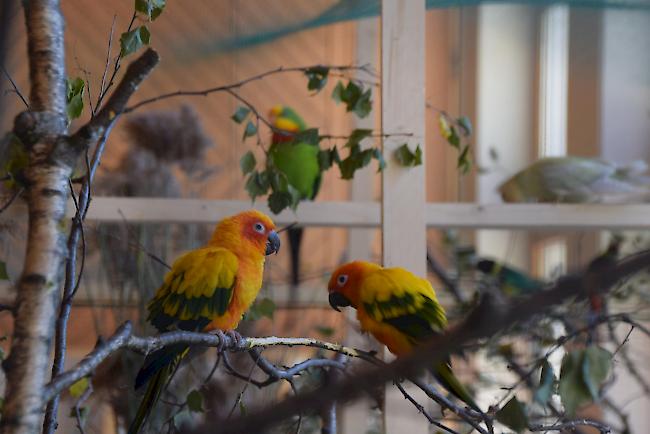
(0, 1), (70, 433)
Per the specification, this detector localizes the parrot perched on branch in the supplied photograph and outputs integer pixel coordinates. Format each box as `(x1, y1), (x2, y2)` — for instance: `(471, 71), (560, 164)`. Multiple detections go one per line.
(475, 258), (545, 296)
(499, 157), (650, 203)
(128, 210), (280, 434)
(327, 261), (480, 411)
(268, 105), (321, 292)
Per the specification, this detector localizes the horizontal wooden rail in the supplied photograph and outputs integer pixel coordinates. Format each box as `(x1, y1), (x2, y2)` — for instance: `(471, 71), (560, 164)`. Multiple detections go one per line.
(4, 197), (650, 229)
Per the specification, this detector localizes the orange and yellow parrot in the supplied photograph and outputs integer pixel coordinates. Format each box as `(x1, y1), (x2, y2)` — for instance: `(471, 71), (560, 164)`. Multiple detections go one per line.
(327, 261), (480, 411)
(128, 210), (280, 433)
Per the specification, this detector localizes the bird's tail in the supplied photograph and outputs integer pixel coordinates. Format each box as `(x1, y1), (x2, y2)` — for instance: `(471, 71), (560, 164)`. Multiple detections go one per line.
(431, 361), (481, 413)
(288, 226), (303, 295)
(128, 344), (188, 434)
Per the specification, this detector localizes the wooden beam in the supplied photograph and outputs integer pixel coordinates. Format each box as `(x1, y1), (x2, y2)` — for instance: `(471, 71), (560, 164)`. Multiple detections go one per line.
(37, 198), (650, 230)
(381, 1), (428, 433)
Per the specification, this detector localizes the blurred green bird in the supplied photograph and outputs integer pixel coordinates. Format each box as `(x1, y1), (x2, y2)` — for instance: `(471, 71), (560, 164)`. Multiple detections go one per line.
(268, 105), (322, 292)
(499, 157), (650, 203)
(476, 258), (545, 296)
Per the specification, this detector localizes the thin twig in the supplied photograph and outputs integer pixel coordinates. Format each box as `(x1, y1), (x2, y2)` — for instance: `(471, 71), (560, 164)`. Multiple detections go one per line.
(97, 15), (116, 115)
(95, 12), (136, 112)
(394, 382), (459, 434)
(426, 250), (465, 304)
(72, 380), (93, 434)
(0, 186), (23, 214)
(1, 64), (29, 108)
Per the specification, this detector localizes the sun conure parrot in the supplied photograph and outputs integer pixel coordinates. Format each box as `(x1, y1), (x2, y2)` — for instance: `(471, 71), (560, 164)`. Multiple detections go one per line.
(128, 210), (280, 434)
(268, 105), (321, 292)
(475, 258), (545, 296)
(499, 157), (650, 203)
(327, 261), (480, 411)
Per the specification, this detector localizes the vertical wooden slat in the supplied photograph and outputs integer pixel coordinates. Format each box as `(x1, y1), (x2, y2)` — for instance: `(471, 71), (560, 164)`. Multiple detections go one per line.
(381, 0), (427, 276)
(341, 16), (382, 434)
(381, 1), (428, 433)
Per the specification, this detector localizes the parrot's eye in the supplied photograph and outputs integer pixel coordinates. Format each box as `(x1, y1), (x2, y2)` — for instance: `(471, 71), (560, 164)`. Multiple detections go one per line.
(337, 274), (348, 286)
(253, 223), (266, 234)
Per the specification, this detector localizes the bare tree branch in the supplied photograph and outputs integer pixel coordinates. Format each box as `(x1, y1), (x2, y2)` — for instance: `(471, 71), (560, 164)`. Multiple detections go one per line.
(529, 419), (611, 433)
(42, 325), (372, 403)
(123, 64), (375, 113)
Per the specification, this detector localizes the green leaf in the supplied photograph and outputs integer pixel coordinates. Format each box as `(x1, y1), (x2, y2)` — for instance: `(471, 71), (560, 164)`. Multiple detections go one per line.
(239, 151), (256, 175)
(0, 261), (8, 280)
(447, 126), (460, 148)
(559, 350), (592, 416)
(120, 26), (150, 57)
(315, 326), (334, 337)
(438, 115), (452, 139)
(582, 346), (611, 400)
(135, 0), (166, 20)
(318, 149), (333, 171)
(244, 171), (269, 201)
(393, 144), (422, 167)
(68, 377), (89, 399)
(489, 147), (499, 162)
(186, 389), (204, 413)
(458, 145), (471, 174)
(305, 66), (329, 93)
(534, 360), (556, 406)
(66, 77), (85, 120)
(268, 169), (289, 192)
(457, 116), (473, 137)
(243, 121), (257, 140)
(292, 128), (320, 146)
(372, 148), (386, 172)
(231, 106), (251, 124)
(268, 191), (292, 214)
(495, 397), (528, 433)
(345, 129), (373, 148)
(338, 146), (374, 180)
(331, 81), (372, 118)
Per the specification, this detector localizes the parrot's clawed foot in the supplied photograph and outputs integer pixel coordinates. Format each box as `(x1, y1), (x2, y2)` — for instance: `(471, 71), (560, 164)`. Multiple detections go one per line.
(211, 329), (228, 352)
(225, 329), (245, 349)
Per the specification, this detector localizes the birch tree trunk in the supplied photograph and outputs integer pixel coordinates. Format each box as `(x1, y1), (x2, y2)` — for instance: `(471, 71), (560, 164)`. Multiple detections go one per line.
(0, 1), (71, 433)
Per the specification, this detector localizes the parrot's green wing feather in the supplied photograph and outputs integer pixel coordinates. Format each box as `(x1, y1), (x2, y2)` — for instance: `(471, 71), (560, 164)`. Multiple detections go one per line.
(363, 290), (446, 342)
(361, 269), (480, 412)
(147, 248), (238, 332)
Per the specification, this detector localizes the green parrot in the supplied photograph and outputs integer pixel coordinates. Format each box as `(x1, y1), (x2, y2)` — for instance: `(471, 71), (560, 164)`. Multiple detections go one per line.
(476, 258), (545, 296)
(268, 105), (321, 290)
(499, 156), (650, 203)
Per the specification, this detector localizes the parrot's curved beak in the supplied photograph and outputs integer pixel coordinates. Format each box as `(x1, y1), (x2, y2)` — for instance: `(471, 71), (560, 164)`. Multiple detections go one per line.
(265, 230), (281, 256)
(328, 292), (351, 312)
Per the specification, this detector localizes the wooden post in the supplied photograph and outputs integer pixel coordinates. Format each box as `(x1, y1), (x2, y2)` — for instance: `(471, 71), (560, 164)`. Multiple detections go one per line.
(381, 1), (428, 433)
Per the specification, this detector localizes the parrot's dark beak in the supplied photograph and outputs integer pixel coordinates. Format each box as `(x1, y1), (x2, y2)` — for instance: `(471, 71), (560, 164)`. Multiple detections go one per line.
(328, 292), (351, 312)
(265, 230), (281, 256)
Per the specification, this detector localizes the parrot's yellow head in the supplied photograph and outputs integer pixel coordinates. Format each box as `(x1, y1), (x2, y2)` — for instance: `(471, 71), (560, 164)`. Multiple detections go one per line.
(210, 210), (280, 256)
(328, 261), (381, 311)
(268, 105), (306, 144)
(268, 105), (300, 132)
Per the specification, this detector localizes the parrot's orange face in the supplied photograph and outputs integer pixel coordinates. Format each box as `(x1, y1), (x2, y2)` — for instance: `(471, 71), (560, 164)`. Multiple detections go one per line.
(328, 261), (378, 311)
(213, 210), (280, 256)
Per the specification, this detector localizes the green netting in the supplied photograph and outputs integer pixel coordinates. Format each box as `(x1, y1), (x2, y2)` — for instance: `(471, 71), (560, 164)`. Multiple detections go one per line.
(198, 0), (650, 54)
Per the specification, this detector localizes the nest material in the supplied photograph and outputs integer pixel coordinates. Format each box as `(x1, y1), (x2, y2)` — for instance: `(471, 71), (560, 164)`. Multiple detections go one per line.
(123, 104), (214, 166)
